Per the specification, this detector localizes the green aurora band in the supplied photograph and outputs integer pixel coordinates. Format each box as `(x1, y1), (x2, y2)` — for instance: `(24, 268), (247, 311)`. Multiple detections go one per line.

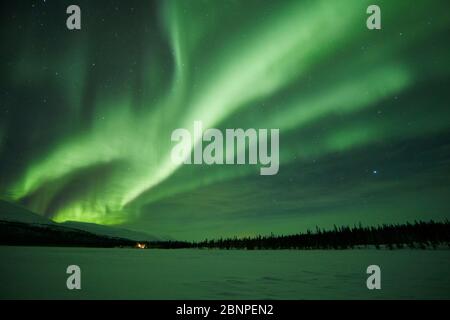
(1, 0), (450, 240)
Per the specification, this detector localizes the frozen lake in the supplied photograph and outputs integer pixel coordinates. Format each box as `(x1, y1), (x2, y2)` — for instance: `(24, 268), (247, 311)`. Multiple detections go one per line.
(0, 246), (449, 299)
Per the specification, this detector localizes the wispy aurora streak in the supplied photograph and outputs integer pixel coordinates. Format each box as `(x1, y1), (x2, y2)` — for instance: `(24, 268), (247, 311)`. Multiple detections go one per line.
(1, 0), (450, 239)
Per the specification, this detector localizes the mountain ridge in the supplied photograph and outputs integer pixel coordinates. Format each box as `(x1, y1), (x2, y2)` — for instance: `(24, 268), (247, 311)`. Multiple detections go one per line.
(0, 200), (162, 242)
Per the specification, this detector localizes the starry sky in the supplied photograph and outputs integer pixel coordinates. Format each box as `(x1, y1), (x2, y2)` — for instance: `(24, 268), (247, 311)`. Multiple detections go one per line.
(1, 0), (450, 240)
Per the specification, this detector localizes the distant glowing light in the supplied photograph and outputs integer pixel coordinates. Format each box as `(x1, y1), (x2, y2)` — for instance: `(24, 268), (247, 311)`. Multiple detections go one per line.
(136, 243), (147, 249)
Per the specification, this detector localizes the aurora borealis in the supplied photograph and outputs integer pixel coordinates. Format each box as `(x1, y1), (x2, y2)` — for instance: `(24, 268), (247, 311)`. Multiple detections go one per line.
(1, 0), (450, 240)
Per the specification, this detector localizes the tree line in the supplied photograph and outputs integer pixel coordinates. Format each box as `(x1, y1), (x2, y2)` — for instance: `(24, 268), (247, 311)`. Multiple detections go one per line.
(149, 220), (450, 250)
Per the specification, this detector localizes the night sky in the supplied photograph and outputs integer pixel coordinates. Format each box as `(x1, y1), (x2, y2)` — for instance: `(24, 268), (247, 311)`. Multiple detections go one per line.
(1, 0), (450, 240)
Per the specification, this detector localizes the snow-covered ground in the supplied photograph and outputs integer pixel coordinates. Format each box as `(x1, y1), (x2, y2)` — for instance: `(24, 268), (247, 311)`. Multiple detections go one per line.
(0, 246), (449, 299)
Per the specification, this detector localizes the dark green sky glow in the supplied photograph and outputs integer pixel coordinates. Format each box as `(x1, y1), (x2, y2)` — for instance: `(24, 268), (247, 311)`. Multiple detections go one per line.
(1, 0), (450, 240)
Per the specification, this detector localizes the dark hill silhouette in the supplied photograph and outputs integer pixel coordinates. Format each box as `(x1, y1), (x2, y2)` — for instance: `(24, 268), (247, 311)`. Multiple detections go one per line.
(0, 199), (162, 244)
(0, 220), (136, 247)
